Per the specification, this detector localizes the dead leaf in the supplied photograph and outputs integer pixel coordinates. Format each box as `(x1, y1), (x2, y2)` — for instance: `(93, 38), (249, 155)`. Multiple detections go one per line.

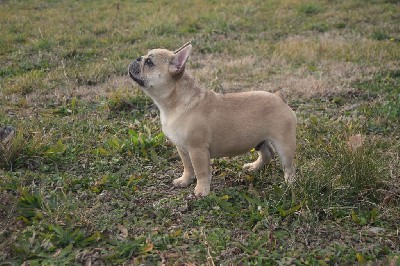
(171, 228), (182, 237)
(347, 134), (365, 152)
(366, 227), (385, 236)
(356, 252), (366, 264)
(117, 224), (129, 238)
(142, 241), (154, 253)
(220, 194), (229, 200)
(52, 248), (62, 258)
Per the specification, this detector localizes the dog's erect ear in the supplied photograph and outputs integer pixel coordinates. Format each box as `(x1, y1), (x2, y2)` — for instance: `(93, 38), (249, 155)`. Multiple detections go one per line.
(169, 43), (192, 76)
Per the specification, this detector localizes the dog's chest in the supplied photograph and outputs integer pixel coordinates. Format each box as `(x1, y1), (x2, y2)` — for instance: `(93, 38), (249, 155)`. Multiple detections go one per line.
(161, 120), (186, 148)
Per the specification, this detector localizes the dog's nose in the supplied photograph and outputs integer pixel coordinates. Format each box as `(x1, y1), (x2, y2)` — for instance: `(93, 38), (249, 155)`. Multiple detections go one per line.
(136, 56), (142, 62)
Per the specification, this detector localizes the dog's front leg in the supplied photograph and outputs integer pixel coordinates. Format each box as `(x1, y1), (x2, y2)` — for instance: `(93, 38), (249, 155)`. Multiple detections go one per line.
(173, 147), (195, 188)
(189, 147), (211, 197)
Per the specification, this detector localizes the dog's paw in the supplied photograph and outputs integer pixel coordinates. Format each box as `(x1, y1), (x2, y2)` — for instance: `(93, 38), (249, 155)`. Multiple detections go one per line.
(172, 176), (193, 188)
(243, 162), (261, 172)
(194, 184), (210, 197)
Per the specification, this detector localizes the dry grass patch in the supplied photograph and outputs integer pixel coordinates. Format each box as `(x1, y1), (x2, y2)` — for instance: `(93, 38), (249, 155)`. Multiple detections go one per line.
(191, 54), (382, 98)
(3, 75), (135, 110)
(273, 33), (399, 64)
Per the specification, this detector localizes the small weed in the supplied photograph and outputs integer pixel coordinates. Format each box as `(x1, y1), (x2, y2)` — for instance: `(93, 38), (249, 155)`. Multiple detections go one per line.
(126, 128), (164, 154)
(371, 30), (390, 41)
(334, 22), (347, 29)
(16, 189), (43, 224)
(44, 139), (67, 160)
(102, 237), (154, 264)
(107, 90), (152, 115)
(32, 38), (54, 53)
(6, 70), (46, 95)
(94, 126), (165, 159)
(298, 3), (323, 15)
(53, 97), (80, 116)
(308, 23), (329, 33)
(0, 130), (25, 170)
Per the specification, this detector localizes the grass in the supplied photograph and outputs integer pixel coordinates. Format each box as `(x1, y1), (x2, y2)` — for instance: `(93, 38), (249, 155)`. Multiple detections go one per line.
(0, 0), (399, 264)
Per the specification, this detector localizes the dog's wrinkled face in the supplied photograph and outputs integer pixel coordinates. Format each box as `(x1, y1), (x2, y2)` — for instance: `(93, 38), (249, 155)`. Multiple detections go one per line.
(128, 43), (192, 93)
(128, 48), (173, 89)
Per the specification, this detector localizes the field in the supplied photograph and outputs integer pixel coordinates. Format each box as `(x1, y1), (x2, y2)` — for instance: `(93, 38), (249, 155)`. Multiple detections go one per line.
(0, 0), (399, 264)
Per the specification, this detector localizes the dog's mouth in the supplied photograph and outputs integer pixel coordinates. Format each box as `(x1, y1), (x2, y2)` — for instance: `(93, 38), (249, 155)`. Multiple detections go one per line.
(128, 63), (145, 87)
(128, 70), (145, 87)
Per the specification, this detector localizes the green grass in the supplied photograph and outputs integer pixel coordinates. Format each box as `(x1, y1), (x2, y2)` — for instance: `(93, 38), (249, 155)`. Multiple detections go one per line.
(1, 0), (399, 264)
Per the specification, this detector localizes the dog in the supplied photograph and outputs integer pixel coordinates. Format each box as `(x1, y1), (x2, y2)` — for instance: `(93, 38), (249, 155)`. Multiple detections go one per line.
(128, 43), (297, 197)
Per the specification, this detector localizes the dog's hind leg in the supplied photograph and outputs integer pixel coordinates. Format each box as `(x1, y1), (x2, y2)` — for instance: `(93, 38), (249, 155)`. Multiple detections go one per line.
(271, 135), (296, 184)
(243, 141), (275, 172)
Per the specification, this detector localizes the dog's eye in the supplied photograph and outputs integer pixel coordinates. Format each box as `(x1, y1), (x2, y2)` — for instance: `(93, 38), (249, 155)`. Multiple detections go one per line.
(145, 58), (154, 67)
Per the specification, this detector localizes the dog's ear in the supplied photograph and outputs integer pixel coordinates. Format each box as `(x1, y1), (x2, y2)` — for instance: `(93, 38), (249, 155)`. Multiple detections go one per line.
(169, 44), (192, 76)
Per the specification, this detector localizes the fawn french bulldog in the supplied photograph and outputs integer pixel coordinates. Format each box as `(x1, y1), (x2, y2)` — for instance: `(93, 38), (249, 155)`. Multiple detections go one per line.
(128, 43), (297, 196)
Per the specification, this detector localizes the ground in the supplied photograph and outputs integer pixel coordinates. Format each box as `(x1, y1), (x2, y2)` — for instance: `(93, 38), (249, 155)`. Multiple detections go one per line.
(0, 0), (399, 265)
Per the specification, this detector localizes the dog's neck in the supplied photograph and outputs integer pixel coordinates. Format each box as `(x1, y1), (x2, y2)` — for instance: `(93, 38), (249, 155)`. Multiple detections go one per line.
(155, 71), (207, 122)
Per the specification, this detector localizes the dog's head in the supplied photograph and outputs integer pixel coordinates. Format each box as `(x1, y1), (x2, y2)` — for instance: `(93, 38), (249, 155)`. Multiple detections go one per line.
(128, 43), (192, 92)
